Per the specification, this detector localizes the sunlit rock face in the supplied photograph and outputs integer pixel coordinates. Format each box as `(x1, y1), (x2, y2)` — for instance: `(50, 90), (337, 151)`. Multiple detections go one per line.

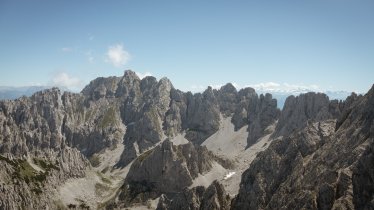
(1, 70), (372, 210)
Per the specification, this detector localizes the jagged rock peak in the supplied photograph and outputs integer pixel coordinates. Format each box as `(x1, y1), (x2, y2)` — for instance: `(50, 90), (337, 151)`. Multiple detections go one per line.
(219, 83), (237, 93)
(116, 139), (219, 206)
(81, 76), (120, 99)
(232, 84), (374, 209)
(123, 69), (140, 81)
(246, 92), (280, 147)
(273, 92), (333, 138)
(34, 86), (61, 95)
(157, 180), (231, 210)
(366, 83), (374, 99)
(159, 77), (172, 86)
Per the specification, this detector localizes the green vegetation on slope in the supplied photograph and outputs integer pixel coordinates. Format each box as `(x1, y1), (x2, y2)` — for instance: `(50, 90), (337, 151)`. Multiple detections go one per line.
(99, 106), (116, 128)
(0, 155), (60, 195)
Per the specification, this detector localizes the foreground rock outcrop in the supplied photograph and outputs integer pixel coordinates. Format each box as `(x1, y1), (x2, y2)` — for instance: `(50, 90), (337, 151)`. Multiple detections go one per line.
(157, 180), (231, 210)
(113, 140), (232, 208)
(0, 89), (90, 209)
(231, 85), (374, 209)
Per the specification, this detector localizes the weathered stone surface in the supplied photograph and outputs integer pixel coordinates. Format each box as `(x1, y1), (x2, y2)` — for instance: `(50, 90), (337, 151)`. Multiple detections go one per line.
(231, 85), (374, 210)
(2, 69), (372, 210)
(185, 87), (221, 144)
(231, 87), (257, 130)
(216, 83), (238, 116)
(0, 88), (89, 209)
(116, 140), (217, 206)
(246, 93), (280, 147)
(82, 76), (121, 100)
(274, 92), (335, 138)
(157, 180), (231, 210)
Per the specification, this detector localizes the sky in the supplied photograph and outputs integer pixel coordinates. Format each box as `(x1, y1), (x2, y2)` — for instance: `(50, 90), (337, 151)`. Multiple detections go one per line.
(0, 0), (373, 93)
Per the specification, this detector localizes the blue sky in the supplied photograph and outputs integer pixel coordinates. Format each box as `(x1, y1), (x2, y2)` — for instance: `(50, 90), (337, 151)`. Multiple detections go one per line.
(0, 0), (373, 93)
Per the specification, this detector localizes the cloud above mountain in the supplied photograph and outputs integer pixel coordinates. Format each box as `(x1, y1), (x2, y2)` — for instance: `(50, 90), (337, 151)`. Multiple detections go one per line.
(248, 82), (321, 94)
(51, 72), (82, 91)
(135, 71), (152, 79)
(189, 82), (321, 94)
(105, 44), (131, 67)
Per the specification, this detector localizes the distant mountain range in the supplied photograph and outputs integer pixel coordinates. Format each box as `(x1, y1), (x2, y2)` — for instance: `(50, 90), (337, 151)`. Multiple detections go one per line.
(0, 86), (50, 100)
(0, 85), (354, 109)
(0, 86), (71, 100)
(0, 70), (373, 209)
(256, 90), (353, 108)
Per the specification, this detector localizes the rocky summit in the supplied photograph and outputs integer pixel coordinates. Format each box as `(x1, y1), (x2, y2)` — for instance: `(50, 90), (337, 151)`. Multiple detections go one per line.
(0, 70), (373, 210)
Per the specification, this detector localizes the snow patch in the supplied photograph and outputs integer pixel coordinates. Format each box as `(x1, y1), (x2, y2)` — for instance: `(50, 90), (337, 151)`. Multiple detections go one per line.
(224, 172), (236, 180)
(201, 116), (275, 196)
(190, 162), (228, 189)
(169, 133), (189, 145)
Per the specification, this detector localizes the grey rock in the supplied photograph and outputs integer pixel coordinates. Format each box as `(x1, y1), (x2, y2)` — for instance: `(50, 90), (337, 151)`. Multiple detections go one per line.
(274, 92), (334, 138)
(3, 69), (372, 210)
(0, 88), (89, 209)
(116, 140), (217, 206)
(184, 87), (221, 144)
(231, 85), (374, 210)
(231, 87), (257, 130)
(157, 180), (230, 210)
(82, 76), (121, 100)
(246, 93), (280, 147)
(231, 88), (280, 147)
(216, 83), (238, 116)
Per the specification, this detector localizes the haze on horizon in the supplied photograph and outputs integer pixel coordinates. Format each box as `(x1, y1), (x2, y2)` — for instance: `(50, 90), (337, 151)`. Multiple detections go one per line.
(0, 0), (373, 94)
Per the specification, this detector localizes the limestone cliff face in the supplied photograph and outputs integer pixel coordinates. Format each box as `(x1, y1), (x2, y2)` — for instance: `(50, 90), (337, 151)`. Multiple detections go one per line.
(0, 89), (89, 209)
(2, 69), (371, 210)
(115, 140), (220, 207)
(102, 76), (281, 166)
(273, 92), (344, 139)
(231, 86), (374, 210)
(0, 86), (125, 209)
(246, 93), (280, 147)
(157, 180), (231, 210)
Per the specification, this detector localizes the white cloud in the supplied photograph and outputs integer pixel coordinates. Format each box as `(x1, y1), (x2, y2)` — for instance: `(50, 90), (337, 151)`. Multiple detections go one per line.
(135, 71), (152, 79)
(51, 72), (82, 91)
(231, 82), (240, 89)
(248, 82), (281, 91)
(61, 47), (72, 52)
(247, 82), (321, 94)
(105, 44), (131, 67)
(188, 82), (321, 94)
(189, 82), (240, 93)
(210, 84), (224, 90)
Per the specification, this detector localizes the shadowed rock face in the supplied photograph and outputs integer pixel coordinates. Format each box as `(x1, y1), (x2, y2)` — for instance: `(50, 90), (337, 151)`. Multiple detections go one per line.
(246, 93), (280, 147)
(2, 69), (372, 210)
(109, 78), (282, 167)
(0, 71), (281, 209)
(116, 140), (220, 206)
(273, 92), (345, 139)
(157, 180), (231, 210)
(231, 85), (374, 210)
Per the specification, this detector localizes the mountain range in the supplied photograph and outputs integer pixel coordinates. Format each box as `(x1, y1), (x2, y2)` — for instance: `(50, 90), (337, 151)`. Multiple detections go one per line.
(0, 85), (353, 109)
(0, 86), (52, 100)
(0, 70), (373, 210)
